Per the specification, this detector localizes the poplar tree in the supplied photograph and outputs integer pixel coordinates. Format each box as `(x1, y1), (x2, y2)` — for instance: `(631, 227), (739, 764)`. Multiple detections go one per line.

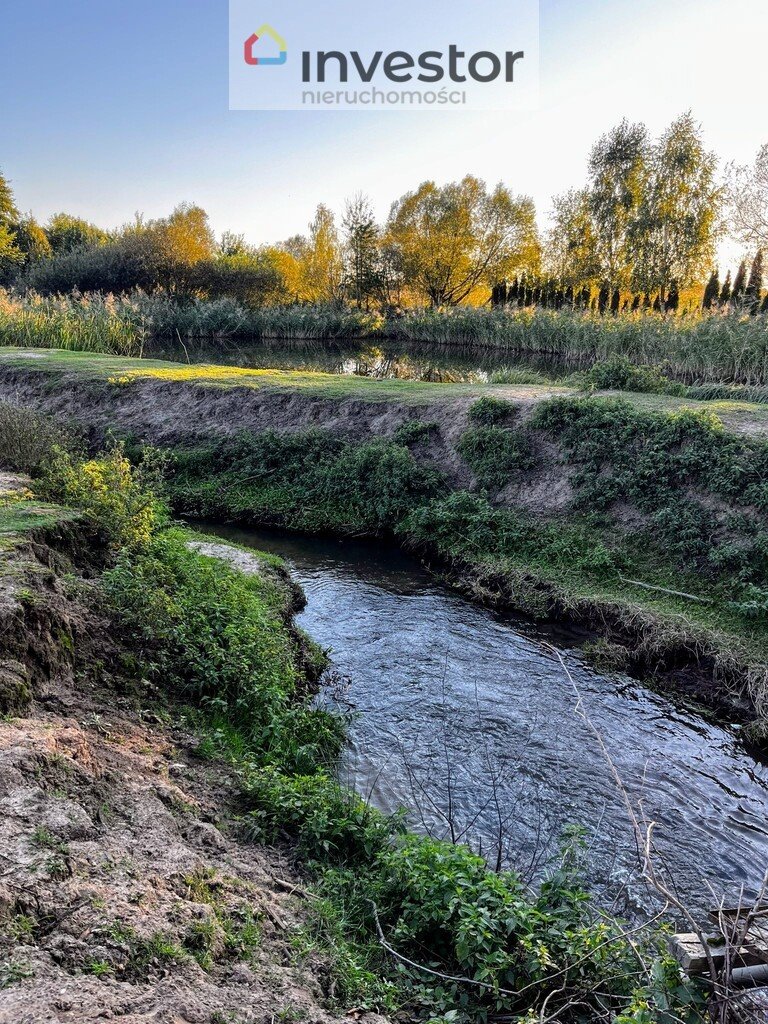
(588, 120), (648, 296)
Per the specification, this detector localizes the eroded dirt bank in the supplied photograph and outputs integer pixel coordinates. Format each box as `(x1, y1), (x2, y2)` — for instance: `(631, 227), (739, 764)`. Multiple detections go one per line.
(0, 359), (766, 734)
(0, 515), (384, 1024)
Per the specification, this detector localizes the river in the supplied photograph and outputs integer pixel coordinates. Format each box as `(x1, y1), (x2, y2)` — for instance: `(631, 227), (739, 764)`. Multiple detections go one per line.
(201, 522), (768, 916)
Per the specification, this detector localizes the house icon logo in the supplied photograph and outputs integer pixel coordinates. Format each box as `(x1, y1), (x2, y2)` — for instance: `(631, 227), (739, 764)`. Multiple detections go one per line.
(244, 24), (287, 66)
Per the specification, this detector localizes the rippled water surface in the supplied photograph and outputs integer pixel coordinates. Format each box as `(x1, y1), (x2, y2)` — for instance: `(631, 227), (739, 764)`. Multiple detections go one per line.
(202, 523), (768, 912)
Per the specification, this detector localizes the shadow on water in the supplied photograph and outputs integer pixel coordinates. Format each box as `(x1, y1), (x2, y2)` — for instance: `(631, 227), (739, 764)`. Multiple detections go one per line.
(197, 521), (768, 915)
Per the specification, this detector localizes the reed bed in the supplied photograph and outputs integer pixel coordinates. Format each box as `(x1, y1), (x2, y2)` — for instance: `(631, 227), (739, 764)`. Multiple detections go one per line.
(0, 291), (144, 356)
(2, 289), (768, 384)
(390, 307), (768, 384)
(127, 295), (382, 340)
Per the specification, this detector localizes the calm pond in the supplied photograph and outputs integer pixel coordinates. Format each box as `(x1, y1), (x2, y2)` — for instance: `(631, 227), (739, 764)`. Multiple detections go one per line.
(200, 522), (768, 916)
(146, 337), (574, 383)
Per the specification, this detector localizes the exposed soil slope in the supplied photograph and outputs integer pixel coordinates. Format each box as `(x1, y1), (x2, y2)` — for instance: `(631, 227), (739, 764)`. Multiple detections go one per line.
(0, 505), (384, 1024)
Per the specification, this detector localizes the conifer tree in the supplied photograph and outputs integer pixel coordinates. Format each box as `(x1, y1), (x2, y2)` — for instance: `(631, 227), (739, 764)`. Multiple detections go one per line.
(745, 250), (764, 314)
(719, 270), (732, 305)
(702, 269), (720, 309)
(731, 259), (748, 305)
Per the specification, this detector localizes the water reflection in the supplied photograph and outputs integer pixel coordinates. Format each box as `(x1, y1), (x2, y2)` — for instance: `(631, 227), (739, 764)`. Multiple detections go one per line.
(146, 337), (571, 384)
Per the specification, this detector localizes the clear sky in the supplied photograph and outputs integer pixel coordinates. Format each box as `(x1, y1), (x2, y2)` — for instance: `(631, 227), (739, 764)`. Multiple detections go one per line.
(1, 0), (766, 262)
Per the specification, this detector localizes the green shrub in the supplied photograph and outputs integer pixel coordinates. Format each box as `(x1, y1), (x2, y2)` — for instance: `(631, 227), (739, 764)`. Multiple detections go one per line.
(168, 429), (446, 534)
(102, 530), (341, 773)
(242, 767), (400, 863)
(467, 396), (518, 425)
(392, 419), (438, 447)
(239, 762), (700, 1022)
(531, 397), (768, 595)
(457, 425), (536, 490)
(39, 442), (165, 549)
(573, 356), (686, 396)
(0, 403), (74, 474)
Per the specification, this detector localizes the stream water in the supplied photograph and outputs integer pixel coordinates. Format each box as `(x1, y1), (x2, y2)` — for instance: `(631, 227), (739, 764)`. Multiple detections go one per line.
(201, 522), (768, 915)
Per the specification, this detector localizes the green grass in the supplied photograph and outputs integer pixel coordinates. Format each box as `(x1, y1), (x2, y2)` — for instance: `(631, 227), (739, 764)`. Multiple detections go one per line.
(4, 348), (768, 439)
(0, 500), (75, 536)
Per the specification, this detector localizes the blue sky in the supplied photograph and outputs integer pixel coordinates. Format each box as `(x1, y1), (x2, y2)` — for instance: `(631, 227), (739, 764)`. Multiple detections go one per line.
(1, 0), (766, 258)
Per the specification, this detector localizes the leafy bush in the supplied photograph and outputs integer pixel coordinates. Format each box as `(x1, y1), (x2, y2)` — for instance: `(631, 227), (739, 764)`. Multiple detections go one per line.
(169, 429), (446, 534)
(242, 766), (400, 862)
(40, 442), (164, 549)
(467, 396), (518, 425)
(573, 355), (686, 395)
(0, 402), (74, 473)
(458, 425), (536, 491)
(531, 397), (768, 595)
(392, 419), (438, 447)
(102, 530), (341, 773)
(240, 762), (700, 1022)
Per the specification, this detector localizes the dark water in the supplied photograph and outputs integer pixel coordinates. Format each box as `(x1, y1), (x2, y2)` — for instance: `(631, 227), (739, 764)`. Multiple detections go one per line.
(203, 523), (768, 915)
(146, 337), (570, 384)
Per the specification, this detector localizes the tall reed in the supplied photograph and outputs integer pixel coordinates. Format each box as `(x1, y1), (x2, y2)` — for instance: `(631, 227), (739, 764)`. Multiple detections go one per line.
(0, 291), (144, 356)
(390, 307), (768, 384)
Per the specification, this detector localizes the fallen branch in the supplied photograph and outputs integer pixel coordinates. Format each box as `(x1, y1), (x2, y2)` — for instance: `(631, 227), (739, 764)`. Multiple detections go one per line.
(270, 876), (319, 900)
(618, 576), (713, 604)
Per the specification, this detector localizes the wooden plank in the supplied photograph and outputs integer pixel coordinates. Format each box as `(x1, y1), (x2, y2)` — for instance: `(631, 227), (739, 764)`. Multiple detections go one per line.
(669, 933), (768, 973)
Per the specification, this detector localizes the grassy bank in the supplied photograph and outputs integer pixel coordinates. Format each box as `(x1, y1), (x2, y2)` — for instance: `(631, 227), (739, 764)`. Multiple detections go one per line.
(3, 291), (768, 385)
(0, 349), (766, 730)
(161, 396), (768, 730)
(0, 416), (707, 1023)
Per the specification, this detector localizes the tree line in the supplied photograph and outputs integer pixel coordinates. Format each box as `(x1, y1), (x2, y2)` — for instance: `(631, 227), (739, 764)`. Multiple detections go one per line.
(1, 112), (766, 313)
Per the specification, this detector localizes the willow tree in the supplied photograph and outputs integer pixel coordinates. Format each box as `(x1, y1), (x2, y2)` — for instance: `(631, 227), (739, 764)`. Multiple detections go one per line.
(386, 176), (539, 306)
(629, 113), (720, 303)
(587, 120), (649, 294)
(545, 189), (600, 299)
(727, 144), (768, 253)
